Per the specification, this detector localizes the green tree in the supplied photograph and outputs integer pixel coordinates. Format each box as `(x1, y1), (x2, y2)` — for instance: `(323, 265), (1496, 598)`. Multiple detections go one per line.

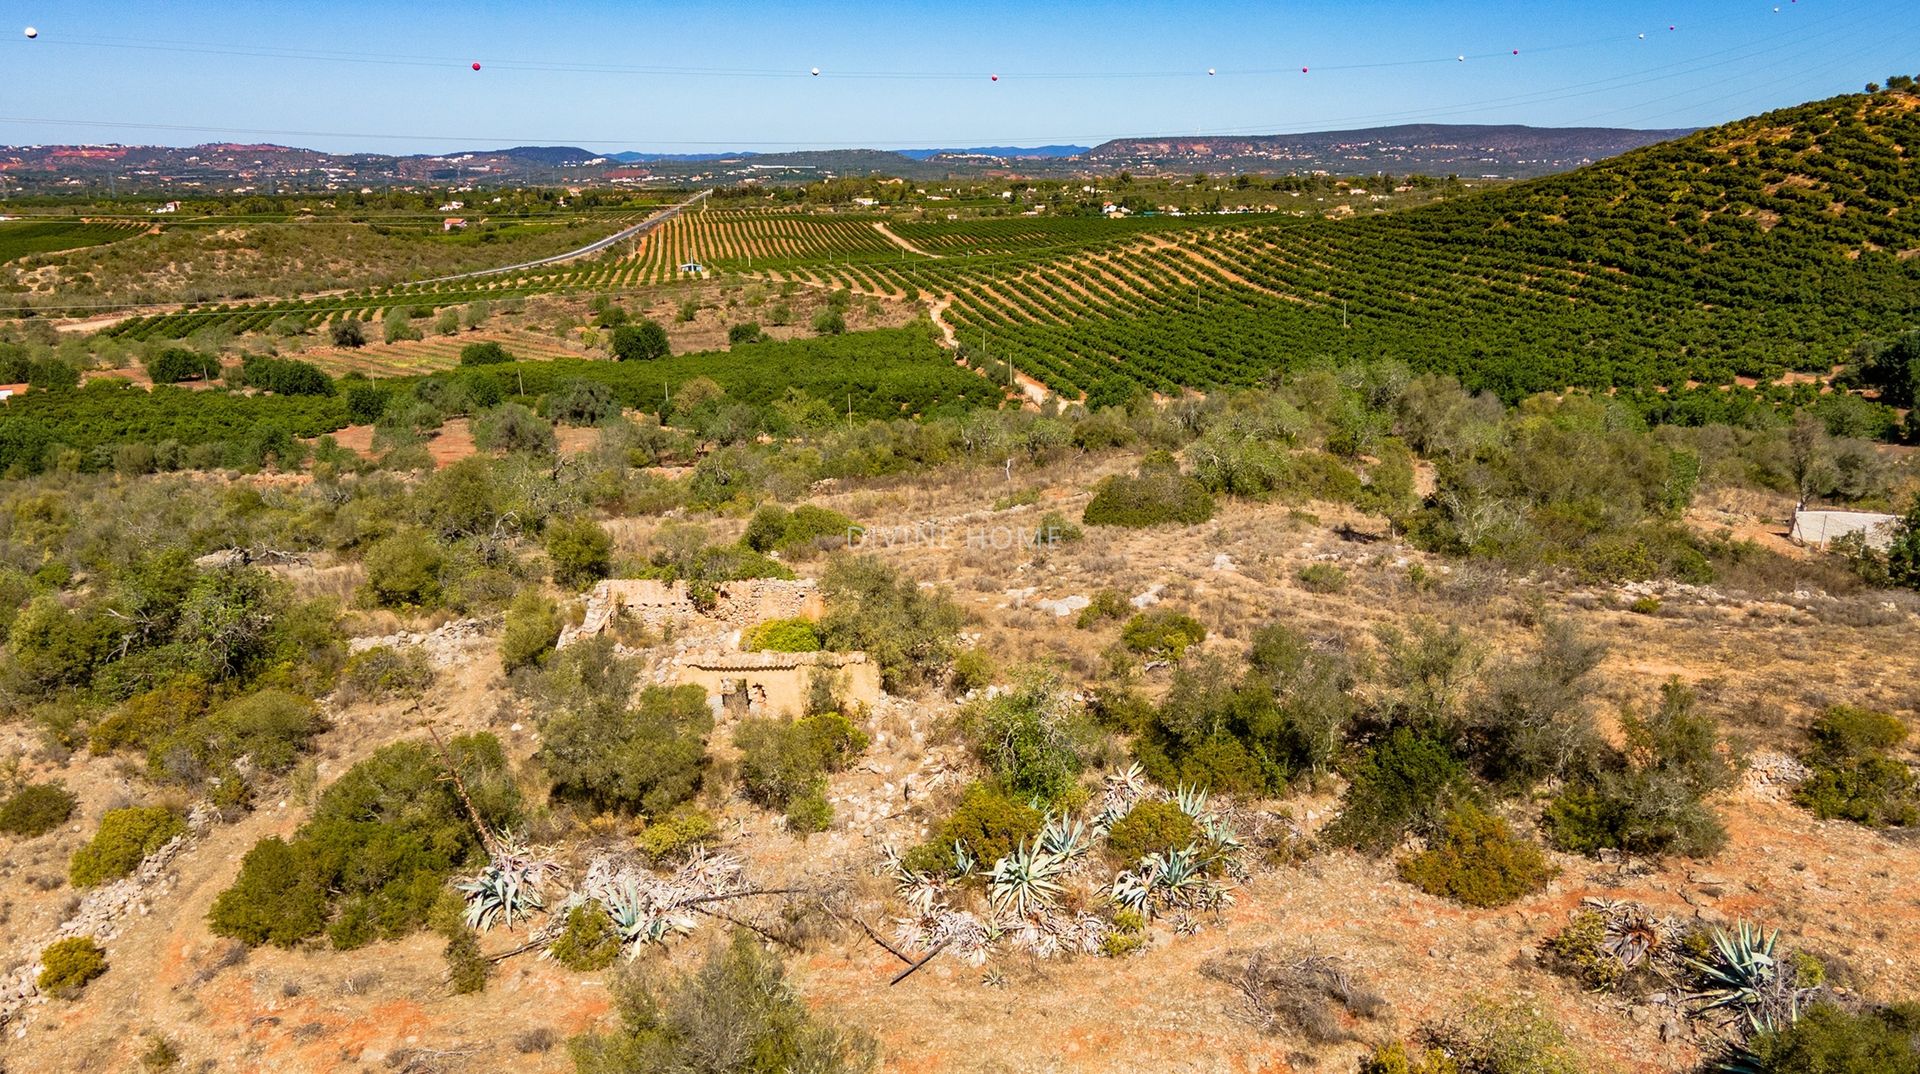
(545, 517), (613, 589)
(611, 320), (671, 362)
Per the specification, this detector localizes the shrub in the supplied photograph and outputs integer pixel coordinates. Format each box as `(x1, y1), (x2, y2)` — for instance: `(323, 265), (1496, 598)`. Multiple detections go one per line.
(459, 341), (513, 366)
(812, 309), (847, 336)
(1082, 456), (1215, 528)
(500, 589), (561, 672)
(1297, 564), (1348, 594)
(239, 356), (334, 397)
(1120, 609), (1207, 659)
(903, 782), (1043, 876)
(539, 677), (711, 815)
(569, 932), (875, 1074)
(1540, 911), (1623, 991)
(549, 379), (617, 426)
(1794, 706), (1916, 827)
(550, 902), (622, 971)
(208, 734), (519, 949)
(742, 503), (859, 557)
(610, 321), (670, 362)
(331, 320), (367, 348)
(145, 348), (217, 384)
(70, 806), (186, 887)
(0, 780), (77, 837)
(1036, 510), (1083, 545)
(741, 616), (822, 653)
(735, 712), (868, 811)
(362, 529), (444, 608)
(958, 676), (1090, 804)
(1326, 729), (1472, 855)
(949, 648), (995, 695)
(1076, 589), (1130, 629)
(636, 807), (719, 862)
(785, 790), (833, 834)
(472, 402), (556, 456)
(1745, 1002), (1920, 1073)
(1396, 802), (1556, 908)
(146, 689), (325, 791)
(37, 936), (107, 997)
(1542, 682), (1737, 858)
(1106, 799), (1199, 864)
(444, 926), (488, 994)
(728, 322), (765, 346)
(546, 516), (613, 589)
(818, 555), (963, 692)
(336, 645), (434, 704)
(1416, 999), (1584, 1074)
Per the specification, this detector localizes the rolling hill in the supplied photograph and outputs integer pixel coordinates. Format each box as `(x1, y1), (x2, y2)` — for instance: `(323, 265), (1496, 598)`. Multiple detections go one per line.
(1084, 123), (1696, 178)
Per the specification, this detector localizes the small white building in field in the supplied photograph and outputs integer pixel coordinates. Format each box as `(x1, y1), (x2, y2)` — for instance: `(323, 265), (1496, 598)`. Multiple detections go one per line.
(1791, 509), (1900, 551)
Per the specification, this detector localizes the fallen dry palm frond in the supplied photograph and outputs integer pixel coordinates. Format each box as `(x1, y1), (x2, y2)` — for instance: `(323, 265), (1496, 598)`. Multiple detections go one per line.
(1201, 947), (1390, 1044)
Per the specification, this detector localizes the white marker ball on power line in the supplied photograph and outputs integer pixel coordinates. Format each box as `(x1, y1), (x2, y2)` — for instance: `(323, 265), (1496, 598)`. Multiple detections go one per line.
(811, 67), (820, 76)
(1457, 55), (1465, 62)
(1207, 68), (1215, 76)
(23, 26), (37, 38)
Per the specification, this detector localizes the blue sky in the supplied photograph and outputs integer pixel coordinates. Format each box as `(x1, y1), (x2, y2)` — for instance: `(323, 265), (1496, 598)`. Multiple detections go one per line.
(2, 0), (1915, 152)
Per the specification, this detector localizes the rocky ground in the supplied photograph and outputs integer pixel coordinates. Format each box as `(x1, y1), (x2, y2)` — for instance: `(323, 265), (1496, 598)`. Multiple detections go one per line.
(2, 454), (1917, 1073)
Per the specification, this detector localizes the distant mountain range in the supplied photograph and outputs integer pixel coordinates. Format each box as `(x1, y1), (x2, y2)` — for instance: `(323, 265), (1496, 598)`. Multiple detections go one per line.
(0, 124), (1693, 192)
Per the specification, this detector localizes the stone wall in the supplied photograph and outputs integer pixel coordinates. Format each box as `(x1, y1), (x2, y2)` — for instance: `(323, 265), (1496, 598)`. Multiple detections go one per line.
(671, 650), (880, 719)
(560, 578), (823, 647)
(1791, 509), (1899, 551)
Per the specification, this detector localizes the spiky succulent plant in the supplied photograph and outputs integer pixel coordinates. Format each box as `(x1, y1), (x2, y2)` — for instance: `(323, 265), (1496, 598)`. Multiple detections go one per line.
(1688, 921), (1801, 1034)
(988, 841), (1067, 917)
(456, 837), (560, 931)
(1037, 813), (1092, 861)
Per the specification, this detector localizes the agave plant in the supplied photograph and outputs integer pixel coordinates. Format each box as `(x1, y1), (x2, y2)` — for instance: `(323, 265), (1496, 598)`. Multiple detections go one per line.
(1037, 813), (1092, 861)
(456, 836), (561, 931)
(953, 839), (977, 878)
(988, 841), (1067, 917)
(1173, 784), (1213, 822)
(1601, 904), (1671, 970)
(1688, 922), (1799, 1034)
(1093, 764), (1148, 834)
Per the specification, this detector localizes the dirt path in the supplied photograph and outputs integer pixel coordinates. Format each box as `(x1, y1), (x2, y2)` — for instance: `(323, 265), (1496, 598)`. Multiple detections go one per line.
(872, 222), (940, 259)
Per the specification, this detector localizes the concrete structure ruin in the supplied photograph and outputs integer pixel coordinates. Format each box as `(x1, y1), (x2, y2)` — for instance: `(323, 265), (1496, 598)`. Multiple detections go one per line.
(1790, 509), (1900, 552)
(558, 578), (825, 647)
(557, 576), (872, 717)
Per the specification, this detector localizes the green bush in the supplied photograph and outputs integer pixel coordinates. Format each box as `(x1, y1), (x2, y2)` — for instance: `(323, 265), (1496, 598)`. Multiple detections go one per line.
(1540, 911), (1624, 991)
(1120, 609), (1207, 659)
(37, 936), (108, 997)
(785, 790), (834, 834)
(539, 672), (711, 814)
(958, 677), (1090, 804)
(1075, 589), (1130, 629)
(362, 529), (444, 608)
(1366, 1000), (1584, 1074)
(1105, 799), (1199, 864)
(146, 689), (324, 791)
(903, 782), (1044, 876)
(742, 503), (859, 557)
(459, 341), (513, 366)
(0, 780), (76, 837)
(546, 517), (613, 589)
(1327, 729), (1472, 855)
(501, 589), (561, 672)
(1794, 707), (1917, 827)
(569, 932), (875, 1074)
(637, 807), (719, 862)
(1082, 456), (1215, 528)
(70, 806), (186, 887)
(472, 402), (556, 456)
(740, 617), (823, 653)
(336, 645), (434, 703)
(1745, 1002), (1920, 1073)
(207, 734), (519, 949)
(550, 902), (622, 971)
(610, 321), (670, 362)
(818, 555), (963, 692)
(444, 925), (489, 995)
(735, 712), (868, 811)
(1542, 682), (1737, 858)
(949, 648), (995, 695)
(1396, 802), (1557, 908)
(1297, 564), (1348, 594)
(728, 322), (765, 346)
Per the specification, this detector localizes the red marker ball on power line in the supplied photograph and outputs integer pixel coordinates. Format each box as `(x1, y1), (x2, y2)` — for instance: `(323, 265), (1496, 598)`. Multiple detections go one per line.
(990, 74), (999, 81)
(472, 62), (482, 71)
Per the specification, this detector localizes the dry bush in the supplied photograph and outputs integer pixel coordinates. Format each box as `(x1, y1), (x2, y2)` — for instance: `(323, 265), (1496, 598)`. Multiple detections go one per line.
(1202, 947), (1389, 1044)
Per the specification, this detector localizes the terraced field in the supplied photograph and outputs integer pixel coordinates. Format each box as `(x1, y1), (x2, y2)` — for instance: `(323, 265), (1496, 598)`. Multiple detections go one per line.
(300, 329), (591, 378)
(0, 219), (145, 263)
(84, 89), (1920, 406)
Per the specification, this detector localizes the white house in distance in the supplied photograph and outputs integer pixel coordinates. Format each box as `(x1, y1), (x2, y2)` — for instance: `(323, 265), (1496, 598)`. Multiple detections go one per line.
(679, 261), (705, 275)
(1791, 508), (1901, 551)
(442, 217), (468, 232)
(150, 201), (180, 214)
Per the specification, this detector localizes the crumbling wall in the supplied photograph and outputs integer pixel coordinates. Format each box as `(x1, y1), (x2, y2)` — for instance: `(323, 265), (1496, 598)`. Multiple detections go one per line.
(671, 650), (880, 718)
(560, 578), (822, 647)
